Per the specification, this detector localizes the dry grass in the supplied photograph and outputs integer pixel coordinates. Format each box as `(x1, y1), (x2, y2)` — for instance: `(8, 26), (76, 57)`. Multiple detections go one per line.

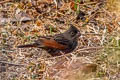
(0, 0), (120, 80)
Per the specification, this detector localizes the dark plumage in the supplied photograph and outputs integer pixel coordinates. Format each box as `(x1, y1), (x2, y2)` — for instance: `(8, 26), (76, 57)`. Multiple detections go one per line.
(17, 24), (81, 56)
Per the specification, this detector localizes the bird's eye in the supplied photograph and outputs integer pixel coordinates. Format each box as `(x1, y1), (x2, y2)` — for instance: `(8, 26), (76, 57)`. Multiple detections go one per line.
(71, 32), (75, 36)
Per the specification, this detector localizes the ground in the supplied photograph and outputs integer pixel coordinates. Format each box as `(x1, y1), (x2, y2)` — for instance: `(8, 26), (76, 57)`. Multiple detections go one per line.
(0, 0), (120, 80)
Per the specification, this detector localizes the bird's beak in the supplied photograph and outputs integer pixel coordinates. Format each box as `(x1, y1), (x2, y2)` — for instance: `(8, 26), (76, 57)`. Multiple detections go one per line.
(73, 31), (81, 40)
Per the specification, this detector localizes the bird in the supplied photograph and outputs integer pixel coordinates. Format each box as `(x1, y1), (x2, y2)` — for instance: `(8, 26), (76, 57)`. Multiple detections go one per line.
(17, 24), (81, 56)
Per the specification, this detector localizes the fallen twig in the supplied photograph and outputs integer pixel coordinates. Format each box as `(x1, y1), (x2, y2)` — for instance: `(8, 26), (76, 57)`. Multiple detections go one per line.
(46, 46), (103, 60)
(0, 61), (26, 67)
(76, 46), (103, 51)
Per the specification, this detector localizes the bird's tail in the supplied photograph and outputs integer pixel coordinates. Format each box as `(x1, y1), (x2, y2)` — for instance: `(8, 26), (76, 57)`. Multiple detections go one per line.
(17, 43), (38, 48)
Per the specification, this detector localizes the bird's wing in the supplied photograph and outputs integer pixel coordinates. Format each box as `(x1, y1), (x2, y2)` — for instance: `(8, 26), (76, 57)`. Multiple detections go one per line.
(35, 36), (67, 49)
(17, 35), (68, 50)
